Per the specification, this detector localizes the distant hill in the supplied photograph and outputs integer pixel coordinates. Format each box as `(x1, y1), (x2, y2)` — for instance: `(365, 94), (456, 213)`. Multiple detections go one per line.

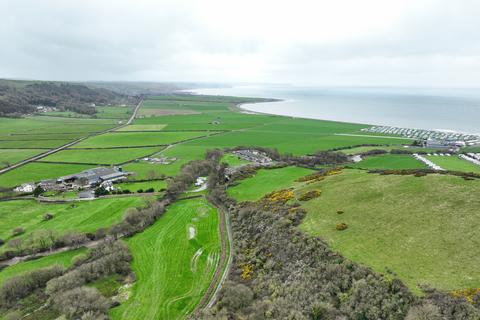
(0, 79), (131, 117)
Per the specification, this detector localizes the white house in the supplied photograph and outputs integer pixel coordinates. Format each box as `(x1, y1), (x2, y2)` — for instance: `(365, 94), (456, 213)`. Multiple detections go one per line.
(14, 183), (35, 193)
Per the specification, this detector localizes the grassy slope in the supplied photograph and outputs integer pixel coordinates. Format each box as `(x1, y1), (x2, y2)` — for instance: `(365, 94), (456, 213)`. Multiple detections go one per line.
(0, 197), (149, 244)
(299, 169), (480, 293)
(0, 248), (87, 285)
(227, 166), (314, 202)
(110, 197), (220, 320)
(426, 155), (480, 173)
(352, 154), (427, 170)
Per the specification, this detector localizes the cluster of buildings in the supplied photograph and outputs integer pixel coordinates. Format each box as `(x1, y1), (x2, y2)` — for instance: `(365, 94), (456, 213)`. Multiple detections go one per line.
(362, 126), (480, 147)
(460, 153), (480, 166)
(232, 149), (272, 164)
(142, 156), (177, 165)
(14, 167), (130, 194)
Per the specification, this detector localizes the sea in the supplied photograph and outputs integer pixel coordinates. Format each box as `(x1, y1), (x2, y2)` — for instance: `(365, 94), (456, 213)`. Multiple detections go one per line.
(187, 86), (480, 135)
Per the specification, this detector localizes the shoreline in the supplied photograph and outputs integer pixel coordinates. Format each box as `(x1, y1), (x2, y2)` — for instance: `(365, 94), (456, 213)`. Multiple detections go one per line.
(181, 87), (480, 136)
(176, 89), (480, 139)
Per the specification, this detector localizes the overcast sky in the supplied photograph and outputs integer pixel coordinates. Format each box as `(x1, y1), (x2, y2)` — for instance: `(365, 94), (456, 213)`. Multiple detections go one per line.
(1, 0), (480, 86)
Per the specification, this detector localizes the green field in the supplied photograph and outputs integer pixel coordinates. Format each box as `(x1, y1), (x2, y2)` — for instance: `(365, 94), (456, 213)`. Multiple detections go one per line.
(352, 154), (427, 170)
(299, 169), (480, 293)
(0, 149), (45, 168)
(116, 124), (167, 131)
(0, 248), (87, 285)
(0, 163), (95, 188)
(227, 166), (314, 202)
(41, 147), (163, 165)
(0, 197), (149, 244)
(95, 106), (133, 119)
(426, 155), (480, 173)
(71, 131), (208, 148)
(110, 197), (220, 320)
(116, 180), (167, 192)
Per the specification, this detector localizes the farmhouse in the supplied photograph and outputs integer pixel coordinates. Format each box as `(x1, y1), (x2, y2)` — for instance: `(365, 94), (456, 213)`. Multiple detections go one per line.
(14, 183), (35, 193)
(56, 167), (129, 187)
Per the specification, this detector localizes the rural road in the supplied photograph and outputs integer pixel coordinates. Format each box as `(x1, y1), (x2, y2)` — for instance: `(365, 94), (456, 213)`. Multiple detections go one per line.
(0, 100), (143, 176)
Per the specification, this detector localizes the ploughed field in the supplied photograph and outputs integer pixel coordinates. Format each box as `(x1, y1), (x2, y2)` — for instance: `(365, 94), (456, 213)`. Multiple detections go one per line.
(1, 93), (479, 319)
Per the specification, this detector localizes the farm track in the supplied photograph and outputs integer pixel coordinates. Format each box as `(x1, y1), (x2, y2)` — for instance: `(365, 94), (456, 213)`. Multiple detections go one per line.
(0, 100), (143, 175)
(193, 195), (233, 314)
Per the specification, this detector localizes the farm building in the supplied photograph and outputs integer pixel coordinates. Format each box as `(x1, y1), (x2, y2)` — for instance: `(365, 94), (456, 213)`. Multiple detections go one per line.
(14, 183), (35, 193)
(57, 167), (129, 187)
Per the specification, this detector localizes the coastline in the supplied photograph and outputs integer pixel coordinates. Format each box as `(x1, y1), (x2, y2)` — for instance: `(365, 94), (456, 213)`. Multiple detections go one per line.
(181, 88), (480, 139)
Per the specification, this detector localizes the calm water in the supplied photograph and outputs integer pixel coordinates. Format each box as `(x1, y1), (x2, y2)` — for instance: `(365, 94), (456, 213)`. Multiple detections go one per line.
(189, 86), (480, 134)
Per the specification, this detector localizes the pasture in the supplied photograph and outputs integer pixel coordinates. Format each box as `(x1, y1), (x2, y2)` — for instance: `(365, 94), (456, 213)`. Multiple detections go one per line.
(41, 147), (163, 165)
(426, 155), (480, 173)
(0, 248), (87, 285)
(0, 163), (95, 188)
(116, 180), (167, 192)
(299, 169), (480, 293)
(0, 149), (45, 168)
(71, 131), (208, 148)
(0, 197), (149, 244)
(227, 166), (314, 202)
(351, 154), (427, 170)
(110, 197), (220, 320)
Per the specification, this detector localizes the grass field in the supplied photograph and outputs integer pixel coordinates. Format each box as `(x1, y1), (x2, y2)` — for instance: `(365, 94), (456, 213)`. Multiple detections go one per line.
(95, 106), (133, 119)
(71, 131), (208, 149)
(0, 149), (45, 168)
(351, 154), (427, 170)
(110, 197), (220, 320)
(116, 124), (167, 131)
(299, 169), (480, 293)
(227, 166), (314, 202)
(0, 163), (95, 188)
(41, 147), (163, 165)
(426, 155), (480, 173)
(0, 197), (149, 244)
(0, 248), (87, 285)
(116, 180), (167, 192)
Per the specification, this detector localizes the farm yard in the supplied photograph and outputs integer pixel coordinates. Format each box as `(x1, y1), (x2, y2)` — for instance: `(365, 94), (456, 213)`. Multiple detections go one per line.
(1, 93), (480, 319)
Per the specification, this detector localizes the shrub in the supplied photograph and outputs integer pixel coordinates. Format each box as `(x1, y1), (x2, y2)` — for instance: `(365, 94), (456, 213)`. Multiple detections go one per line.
(264, 189), (294, 203)
(337, 210), (344, 214)
(0, 238), (4, 246)
(43, 213), (54, 221)
(137, 189), (144, 193)
(298, 190), (321, 201)
(336, 223), (348, 231)
(145, 187), (154, 193)
(0, 265), (64, 307)
(12, 227), (24, 236)
(52, 287), (109, 319)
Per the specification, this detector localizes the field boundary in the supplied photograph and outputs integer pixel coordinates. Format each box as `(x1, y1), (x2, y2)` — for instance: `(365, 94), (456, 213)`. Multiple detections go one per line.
(0, 99), (143, 176)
